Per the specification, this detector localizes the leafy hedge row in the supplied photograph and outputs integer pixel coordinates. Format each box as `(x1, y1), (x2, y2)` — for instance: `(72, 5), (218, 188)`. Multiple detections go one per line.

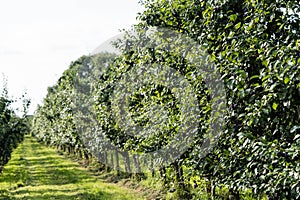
(31, 61), (84, 156)
(32, 0), (300, 199)
(31, 54), (118, 162)
(0, 89), (30, 172)
(140, 0), (300, 198)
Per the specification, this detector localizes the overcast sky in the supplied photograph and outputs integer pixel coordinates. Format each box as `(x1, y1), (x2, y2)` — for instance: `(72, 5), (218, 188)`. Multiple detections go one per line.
(0, 0), (144, 114)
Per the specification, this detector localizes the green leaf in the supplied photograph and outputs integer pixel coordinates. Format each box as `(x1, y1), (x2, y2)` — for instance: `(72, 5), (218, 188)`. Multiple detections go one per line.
(284, 77), (289, 84)
(272, 102), (278, 110)
(250, 75), (260, 80)
(262, 59), (269, 67)
(235, 22), (241, 30)
(229, 14), (237, 22)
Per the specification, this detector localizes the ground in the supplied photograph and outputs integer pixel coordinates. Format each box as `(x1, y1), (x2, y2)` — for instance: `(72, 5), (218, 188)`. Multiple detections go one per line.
(0, 135), (146, 200)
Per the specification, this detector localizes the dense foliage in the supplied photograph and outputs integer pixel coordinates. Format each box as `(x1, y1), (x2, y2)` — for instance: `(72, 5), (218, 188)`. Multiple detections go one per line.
(31, 59), (85, 156)
(139, 0), (300, 199)
(0, 87), (31, 173)
(32, 0), (300, 199)
(31, 54), (118, 163)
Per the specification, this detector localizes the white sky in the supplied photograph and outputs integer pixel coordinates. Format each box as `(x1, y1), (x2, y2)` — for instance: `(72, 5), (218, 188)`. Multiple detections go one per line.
(0, 0), (144, 114)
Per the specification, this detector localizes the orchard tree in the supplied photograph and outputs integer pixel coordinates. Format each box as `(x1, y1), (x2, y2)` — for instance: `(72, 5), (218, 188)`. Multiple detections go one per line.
(0, 81), (31, 172)
(139, 0), (300, 198)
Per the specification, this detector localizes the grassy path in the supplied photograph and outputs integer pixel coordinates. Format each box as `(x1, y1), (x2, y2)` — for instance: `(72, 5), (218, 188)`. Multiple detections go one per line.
(0, 135), (145, 200)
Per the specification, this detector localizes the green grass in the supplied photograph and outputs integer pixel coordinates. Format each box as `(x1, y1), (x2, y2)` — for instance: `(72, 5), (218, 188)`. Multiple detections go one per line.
(0, 135), (145, 200)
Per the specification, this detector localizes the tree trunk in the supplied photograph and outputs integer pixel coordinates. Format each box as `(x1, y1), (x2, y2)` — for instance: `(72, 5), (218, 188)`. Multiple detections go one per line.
(210, 179), (215, 200)
(110, 151), (114, 169)
(121, 151), (131, 173)
(115, 150), (120, 172)
(160, 166), (167, 186)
